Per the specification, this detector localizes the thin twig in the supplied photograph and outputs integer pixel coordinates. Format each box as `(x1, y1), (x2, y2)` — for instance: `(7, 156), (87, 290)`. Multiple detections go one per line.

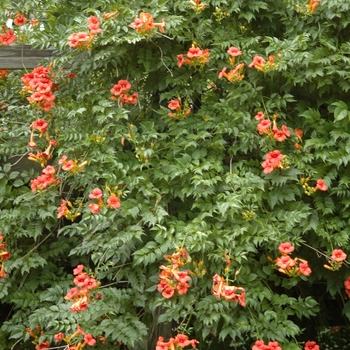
(10, 338), (23, 350)
(152, 41), (173, 76)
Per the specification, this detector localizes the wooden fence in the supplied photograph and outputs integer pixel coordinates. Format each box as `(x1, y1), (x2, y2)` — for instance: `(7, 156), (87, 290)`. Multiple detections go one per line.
(0, 45), (58, 69)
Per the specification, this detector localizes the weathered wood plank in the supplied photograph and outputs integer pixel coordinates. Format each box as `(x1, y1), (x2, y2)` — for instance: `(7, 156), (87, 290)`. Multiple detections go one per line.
(0, 45), (59, 69)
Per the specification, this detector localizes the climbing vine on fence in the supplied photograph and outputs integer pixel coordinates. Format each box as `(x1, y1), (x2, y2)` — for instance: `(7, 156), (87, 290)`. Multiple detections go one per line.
(1, 0), (350, 349)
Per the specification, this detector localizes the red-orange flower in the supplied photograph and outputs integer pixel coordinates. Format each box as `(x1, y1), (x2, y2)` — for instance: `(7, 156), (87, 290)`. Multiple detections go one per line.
(261, 150), (286, 174)
(130, 12), (165, 34)
(304, 340), (320, 350)
(314, 179), (328, 191)
(30, 119), (49, 136)
(35, 341), (50, 350)
(88, 203), (101, 214)
(0, 29), (17, 46)
(168, 99), (181, 111)
(299, 261), (312, 276)
(248, 55), (266, 71)
(88, 16), (102, 34)
(84, 334), (96, 346)
(278, 242), (295, 255)
(254, 111), (265, 120)
(107, 195), (121, 209)
(14, 14), (27, 26)
(227, 46), (242, 57)
(257, 119), (271, 135)
(331, 249), (347, 262)
(177, 47), (210, 69)
(89, 188), (103, 199)
(68, 32), (91, 48)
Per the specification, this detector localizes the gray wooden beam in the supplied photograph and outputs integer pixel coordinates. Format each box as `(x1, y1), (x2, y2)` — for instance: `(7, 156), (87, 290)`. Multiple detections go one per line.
(0, 45), (59, 69)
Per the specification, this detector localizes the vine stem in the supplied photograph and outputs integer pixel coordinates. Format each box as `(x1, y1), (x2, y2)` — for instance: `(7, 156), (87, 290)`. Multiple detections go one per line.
(301, 242), (349, 267)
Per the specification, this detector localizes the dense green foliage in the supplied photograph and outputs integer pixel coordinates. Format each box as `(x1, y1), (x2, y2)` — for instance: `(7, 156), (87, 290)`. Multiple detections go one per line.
(1, 0), (350, 349)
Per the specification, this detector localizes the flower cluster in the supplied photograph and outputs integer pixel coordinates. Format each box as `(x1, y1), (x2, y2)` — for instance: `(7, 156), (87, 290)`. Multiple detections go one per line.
(28, 118), (55, 151)
(324, 249), (347, 271)
(58, 155), (88, 174)
(130, 12), (165, 34)
(300, 177), (328, 195)
(68, 15), (102, 49)
(252, 340), (282, 350)
(177, 46), (210, 69)
(261, 150), (289, 174)
(26, 327), (50, 350)
(218, 64), (244, 83)
(21, 66), (56, 112)
(57, 199), (82, 222)
(54, 325), (99, 349)
(297, 0), (321, 15)
(157, 248), (192, 298)
(110, 79), (138, 106)
(30, 165), (60, 192)
(254, 111), (291, 142)
(189, 0), (206, 13)
(212, 274), (246, 306)
(156, 334), (199, 350)
(0, 233), (10, 278)
(307, 0), (321, 13)
(218, 46), (245, 83)
(0, 26), (17, 46)
(167, 98), (192, 119)
(88, 187), (121, 214)
(304, 341), (320, 350)
(64, 264), (101, 312)
(249, 54), (278, 72)
(274, 242), (312, 277)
